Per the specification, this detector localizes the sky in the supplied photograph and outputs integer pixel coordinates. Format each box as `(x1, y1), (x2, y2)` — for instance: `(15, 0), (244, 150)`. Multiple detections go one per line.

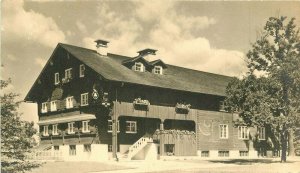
(1, 0), (300, 125)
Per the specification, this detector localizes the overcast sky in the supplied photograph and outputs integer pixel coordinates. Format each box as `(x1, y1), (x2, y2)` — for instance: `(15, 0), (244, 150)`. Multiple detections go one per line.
(1, 0), (300, 124)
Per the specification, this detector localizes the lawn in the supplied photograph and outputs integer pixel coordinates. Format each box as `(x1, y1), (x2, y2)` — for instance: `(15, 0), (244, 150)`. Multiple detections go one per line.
(27, 161), (132, 173)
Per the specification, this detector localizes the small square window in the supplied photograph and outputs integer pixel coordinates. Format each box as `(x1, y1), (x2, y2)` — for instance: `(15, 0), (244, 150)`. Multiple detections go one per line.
(218, 151), (229, 157)
(50, 101), (57, 111)
(108, 120), (120, 133)
(239, 151), (249, 157)
(84, 144), (91, 152)
(54, 73), (60, 85)
(41, 102), (47, 113)
(66, 96), (74, 109)
(201, 151), (209, 157)
(81, 93), (89, 106)
(154, 66), (162, 75)
(80, 64), (85, 77)
(69, 145), (76, 156)
(126, 121), (137, 133)
(135, 62), (144, 72)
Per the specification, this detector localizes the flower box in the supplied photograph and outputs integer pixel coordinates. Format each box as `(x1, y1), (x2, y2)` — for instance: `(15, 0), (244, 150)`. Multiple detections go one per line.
(133, 98), (150, 110)
(175, 103), (191, 113)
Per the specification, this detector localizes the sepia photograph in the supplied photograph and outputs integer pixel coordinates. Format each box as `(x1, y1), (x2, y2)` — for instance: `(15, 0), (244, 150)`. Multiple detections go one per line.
(1, 0), (300, 173)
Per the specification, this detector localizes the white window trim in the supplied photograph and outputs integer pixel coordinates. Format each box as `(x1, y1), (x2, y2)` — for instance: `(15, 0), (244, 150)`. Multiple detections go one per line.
(54, 73), (60, 85)
(82, 121), (90, 133)
(134, 62), (144, 72)
(41, 102), (48, 113)
(81, 93), (89, 106)
(79, 64), (85, 77)
(43, 125), (49, 136)
(238, 126), (249, 140)
(68, 122), (75, 134)
(107, 120), (120, 133)
(52, 124), (58, 136)
(154, 66), (163, 75)
(50, 101), (57, 112)
(258, 127), (266, 140)
(65, 68), (72, 79)
(66, 96), (74, 109)
(219, 124), (228, 139)
(126, 121), (137, 134)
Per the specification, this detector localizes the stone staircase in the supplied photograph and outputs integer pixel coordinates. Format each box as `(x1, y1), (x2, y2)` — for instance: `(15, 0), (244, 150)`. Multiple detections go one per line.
(120, 135), (153, 160)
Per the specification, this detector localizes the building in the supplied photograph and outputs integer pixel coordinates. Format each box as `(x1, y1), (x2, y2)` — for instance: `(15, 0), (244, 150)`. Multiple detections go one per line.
(25, 40), (268, 161)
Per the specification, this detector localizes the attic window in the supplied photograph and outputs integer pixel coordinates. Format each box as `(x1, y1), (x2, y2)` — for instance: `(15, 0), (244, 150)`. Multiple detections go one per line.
(154, 66), (163, 75)
(135, 62), (144, 72)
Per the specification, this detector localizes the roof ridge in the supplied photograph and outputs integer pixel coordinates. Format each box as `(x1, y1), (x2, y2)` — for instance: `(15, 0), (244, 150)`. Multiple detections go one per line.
(58, 43), (97, 53)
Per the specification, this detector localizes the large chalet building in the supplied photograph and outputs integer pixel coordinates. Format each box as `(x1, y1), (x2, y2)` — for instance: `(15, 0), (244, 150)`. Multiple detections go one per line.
(25, 40), (270, 161)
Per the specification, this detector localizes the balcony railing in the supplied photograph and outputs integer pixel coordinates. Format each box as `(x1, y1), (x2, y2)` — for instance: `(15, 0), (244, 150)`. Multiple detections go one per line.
(175, 103), (191, 113)
(133, 98), (150, 110)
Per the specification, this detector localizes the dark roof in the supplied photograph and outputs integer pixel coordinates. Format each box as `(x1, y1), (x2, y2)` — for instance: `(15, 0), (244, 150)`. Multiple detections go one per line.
(59, 43), (233, 96)
(149, 59), (167, 68)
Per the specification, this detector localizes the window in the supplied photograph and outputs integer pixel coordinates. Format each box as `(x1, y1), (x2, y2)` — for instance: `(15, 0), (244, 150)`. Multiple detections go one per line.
(238, 126), (249, 139)
(80, 64), (85, 77)
(154, 66), (162, 74)
(134, 62), (144, 72)
(218, 151), (229, 157)
(65, 68), (72, 79)
(54, 146), (59, 151)
(108, 120), (120, 133)
(41, 102), (47, 113)
(43, 125), (49, 136)
(126, 121), (137, 133)
(258, 127), (266, 140)
(52, 124), (58, 135)
(219, 124), (228, 139)
(201, 151), (209, 157)
(84, 144), (91, 152)
(81, 93), (89, 106)
(69, 145), (76, 156)
(50, 101), (57, 111)
(108, 145), (112, 152)
(66, 96), (73, 109)
(82, 121), (90, 133)
(54, 73), (60, 85)
(68, 122), (75, 134)
(240, 151), (249, 157)
(165, 144), (175, 155)
(219, 101), (225, 111)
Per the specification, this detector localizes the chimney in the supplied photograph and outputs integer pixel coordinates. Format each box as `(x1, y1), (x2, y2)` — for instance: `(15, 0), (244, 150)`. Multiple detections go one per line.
(137, 48), (157, 61)
(95, 39), (109, 55)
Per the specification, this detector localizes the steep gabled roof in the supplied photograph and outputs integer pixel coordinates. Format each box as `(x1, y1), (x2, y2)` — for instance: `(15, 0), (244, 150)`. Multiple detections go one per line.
(149, 59), (167, 68)
(26, 43), (234, 101)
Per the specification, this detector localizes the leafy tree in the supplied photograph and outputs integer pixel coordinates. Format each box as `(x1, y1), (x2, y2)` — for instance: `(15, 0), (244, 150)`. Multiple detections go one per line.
(1, 79), (41, 172)
(225, 16), (300, 162)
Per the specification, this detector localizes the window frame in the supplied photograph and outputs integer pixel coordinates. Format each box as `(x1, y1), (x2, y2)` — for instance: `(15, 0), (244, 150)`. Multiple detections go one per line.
(107, 120), (120, 133)
(218, 151), (230, 157)
(83, 144), (91, 152)
(154, 66), (163, 75)
(79, 64), (85, 77)
(239, 151), (249, 157)
(54, 146), (59, 151)
(238, 126), (249, 140)
(41, 102), (48, 113)
(134, 62), (144, 72)
(219, 124), (228, 139)
(258, 127), (266, 140)
(54, 72), (60, 85)
(65, 68), (73, 79)
(43, 125), (49, 136)
(52, 124), (58, 135)
(82, 121), (90, 133)
(66, 96), (74, 109)
(50, 100), (57, 112)
(68, 122), (75, 134)
(81, 93), (89, 106)
(126, 121), (137, 133)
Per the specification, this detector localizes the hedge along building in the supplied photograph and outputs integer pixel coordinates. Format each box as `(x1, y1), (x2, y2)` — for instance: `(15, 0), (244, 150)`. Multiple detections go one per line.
(25, 40), (268, 161)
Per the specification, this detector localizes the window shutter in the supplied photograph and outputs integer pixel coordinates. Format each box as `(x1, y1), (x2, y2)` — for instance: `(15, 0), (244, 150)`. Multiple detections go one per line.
(62, 98), (66, 110)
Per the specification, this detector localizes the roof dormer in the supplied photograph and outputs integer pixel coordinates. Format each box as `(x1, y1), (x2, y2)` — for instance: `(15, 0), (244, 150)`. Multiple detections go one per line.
(150, 59), (167, 75)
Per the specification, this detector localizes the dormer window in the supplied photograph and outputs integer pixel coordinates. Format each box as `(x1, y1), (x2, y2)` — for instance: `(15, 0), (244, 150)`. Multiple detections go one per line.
(79, 64), (85, 77)
(65, 68), (72, 79)
(54, 73), (60, 85)
(135, 62), (144, 72)
(154, 66), (163, 75)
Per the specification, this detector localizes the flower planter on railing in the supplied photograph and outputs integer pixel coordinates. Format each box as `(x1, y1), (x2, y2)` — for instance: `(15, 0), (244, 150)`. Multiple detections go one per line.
(133, 98), (150, 110)
(175, 103), (191, 113)
(62, 77), (72, 84)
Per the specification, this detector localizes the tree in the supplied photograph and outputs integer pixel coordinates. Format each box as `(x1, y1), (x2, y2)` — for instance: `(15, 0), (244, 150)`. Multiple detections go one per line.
(225, 16), (300, 162)
(1, 79), (41, 173)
